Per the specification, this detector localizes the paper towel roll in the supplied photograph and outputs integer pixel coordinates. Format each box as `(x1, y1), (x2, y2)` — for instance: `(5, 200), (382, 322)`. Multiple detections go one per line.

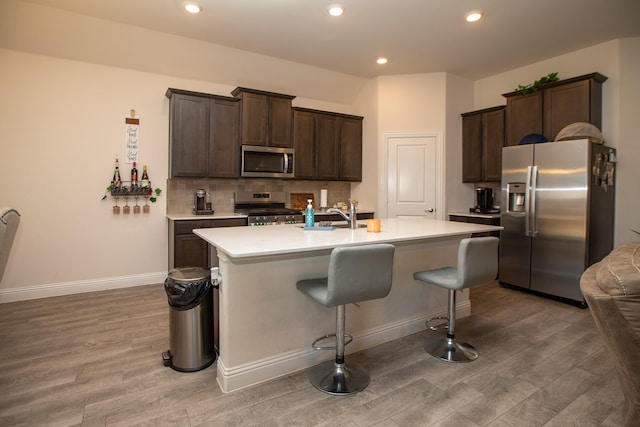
(320, 189), (328, 208)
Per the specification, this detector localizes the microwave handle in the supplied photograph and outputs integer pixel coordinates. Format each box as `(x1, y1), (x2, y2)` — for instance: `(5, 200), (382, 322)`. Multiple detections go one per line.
(283, 153), (288, 173)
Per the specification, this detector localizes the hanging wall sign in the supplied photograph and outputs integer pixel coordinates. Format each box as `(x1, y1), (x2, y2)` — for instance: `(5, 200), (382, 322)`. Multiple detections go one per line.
(125, 114), (139, 164)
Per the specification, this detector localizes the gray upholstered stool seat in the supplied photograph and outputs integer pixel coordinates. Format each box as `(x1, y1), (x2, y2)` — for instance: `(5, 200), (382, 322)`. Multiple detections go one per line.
(0, 208), (21, 283)
(413, 237), (498, 362)
(297, 243), (395, 395)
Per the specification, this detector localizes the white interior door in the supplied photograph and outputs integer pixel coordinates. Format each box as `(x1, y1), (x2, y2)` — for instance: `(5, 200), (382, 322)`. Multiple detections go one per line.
(385, 132), (443, 219)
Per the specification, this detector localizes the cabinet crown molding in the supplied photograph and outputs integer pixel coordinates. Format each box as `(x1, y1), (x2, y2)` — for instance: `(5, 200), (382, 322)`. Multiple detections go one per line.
(165, 87), (239, 102)
(293, 106), (363, 120)
(231, 87), (295, 100)
(501, 72), (607, 98)
(461, 105), (505, 117)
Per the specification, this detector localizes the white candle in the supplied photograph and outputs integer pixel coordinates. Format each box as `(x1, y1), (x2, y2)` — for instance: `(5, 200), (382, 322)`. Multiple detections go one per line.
(320, 189), (328, 208)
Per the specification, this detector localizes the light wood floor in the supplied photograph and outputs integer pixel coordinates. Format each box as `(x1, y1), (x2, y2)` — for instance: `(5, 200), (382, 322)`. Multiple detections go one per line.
(0, 282), (624, 426)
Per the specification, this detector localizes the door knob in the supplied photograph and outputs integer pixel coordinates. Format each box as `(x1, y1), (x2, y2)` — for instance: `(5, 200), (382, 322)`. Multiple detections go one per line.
(426, 208), (434, 213)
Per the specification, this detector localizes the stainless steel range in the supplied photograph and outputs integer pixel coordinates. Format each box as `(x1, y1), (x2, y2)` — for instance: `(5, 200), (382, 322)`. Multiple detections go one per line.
(234, 191), (303, 226)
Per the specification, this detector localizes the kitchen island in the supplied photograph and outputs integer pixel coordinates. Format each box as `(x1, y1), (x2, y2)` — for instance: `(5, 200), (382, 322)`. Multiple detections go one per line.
(194, 217), (501, 392)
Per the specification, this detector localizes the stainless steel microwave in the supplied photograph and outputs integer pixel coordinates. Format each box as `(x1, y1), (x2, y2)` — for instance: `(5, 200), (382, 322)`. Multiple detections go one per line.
(241, 145), (295, 178)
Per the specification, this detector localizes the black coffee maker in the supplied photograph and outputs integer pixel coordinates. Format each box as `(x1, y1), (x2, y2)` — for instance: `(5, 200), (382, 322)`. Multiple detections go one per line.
(193, 189), (213, 215)
(471, 187), (497, 213)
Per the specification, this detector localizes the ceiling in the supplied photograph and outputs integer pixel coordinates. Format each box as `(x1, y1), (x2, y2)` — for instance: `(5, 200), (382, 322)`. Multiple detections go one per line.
(18, 0), (640, 80)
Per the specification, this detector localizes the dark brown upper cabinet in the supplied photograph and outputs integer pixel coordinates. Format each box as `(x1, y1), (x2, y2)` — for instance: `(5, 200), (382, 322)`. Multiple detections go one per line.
(339, 116), (363, 182)
(231, 87), (295, 148)
(166, 88), (240, 178)
(292, 109), (316, 180)
(461, 106), (505, 183)
(503, 72), (606, 146)
(293, 107), (363, 181)
(315, 113), (340, 180)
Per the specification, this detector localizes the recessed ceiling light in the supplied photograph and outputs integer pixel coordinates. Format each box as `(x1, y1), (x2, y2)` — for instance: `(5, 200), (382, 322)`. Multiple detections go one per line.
(465, 11), (483, 22)
(377, 57), (388, 65)
(184, 3), (202, 14)
(328, 5), (344, 16)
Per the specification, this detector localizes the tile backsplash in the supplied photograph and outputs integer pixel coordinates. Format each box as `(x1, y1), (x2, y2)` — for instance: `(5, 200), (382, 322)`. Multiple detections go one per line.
(167, 178), (351, 214)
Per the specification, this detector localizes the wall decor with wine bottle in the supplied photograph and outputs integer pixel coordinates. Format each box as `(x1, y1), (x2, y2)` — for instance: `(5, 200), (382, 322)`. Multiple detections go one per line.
(101, 110), (161, 214)
(102, 157), (161, 214)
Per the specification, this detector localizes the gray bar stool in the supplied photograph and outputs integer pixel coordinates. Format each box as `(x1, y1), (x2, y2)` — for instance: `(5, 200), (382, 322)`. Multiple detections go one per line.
(296, 243), (395, 395)
(413, 237), (498, 362)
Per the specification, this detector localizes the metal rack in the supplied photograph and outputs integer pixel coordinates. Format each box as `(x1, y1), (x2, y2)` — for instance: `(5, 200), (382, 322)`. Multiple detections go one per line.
(109, 181), (153, 197)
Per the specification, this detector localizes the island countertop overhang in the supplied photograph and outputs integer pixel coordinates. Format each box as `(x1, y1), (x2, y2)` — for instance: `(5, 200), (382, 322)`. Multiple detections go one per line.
(193, 217), (502, 259)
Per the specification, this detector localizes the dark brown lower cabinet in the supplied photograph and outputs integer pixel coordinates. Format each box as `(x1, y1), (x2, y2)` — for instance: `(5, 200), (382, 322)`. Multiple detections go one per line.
(170, 218), (247, 269)
(449, 214), (500, 238)
(170, 217), (246, 356)
(313, 212), (374, 223)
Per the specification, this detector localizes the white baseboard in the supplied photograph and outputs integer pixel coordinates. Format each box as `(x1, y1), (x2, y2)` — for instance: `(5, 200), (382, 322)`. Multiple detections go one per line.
(0, 272), (167, 303)
(216, 301), (471, 393)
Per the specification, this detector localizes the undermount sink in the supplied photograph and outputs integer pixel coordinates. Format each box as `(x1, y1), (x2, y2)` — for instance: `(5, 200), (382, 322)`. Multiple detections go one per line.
(332, 223), (367, 229)
(298, 223), (367, 229)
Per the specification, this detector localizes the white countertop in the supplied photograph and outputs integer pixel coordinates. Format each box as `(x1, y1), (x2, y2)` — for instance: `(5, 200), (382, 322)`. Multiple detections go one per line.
(166, 211), (375, 221)
(448, 211), (501, 219)
(194, 217), (502, 259)
(166, 212), (247, 220)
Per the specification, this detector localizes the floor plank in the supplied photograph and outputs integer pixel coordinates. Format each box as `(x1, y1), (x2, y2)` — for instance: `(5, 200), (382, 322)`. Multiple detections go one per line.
(0, 282), (624, 426)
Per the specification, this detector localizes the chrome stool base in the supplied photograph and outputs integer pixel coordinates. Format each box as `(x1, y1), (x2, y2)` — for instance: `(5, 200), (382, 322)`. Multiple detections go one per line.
(426, 337), (478, 363)
(309, 360), (370, 395)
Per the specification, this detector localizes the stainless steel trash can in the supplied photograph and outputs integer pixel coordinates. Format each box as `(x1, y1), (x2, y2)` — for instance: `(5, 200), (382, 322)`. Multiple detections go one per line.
(162, 267), (216, 372)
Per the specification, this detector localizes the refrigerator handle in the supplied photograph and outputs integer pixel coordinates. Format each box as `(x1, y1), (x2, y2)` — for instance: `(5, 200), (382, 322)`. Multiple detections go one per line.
(530, 165), (538, 237)
(525, 166), (532, 236)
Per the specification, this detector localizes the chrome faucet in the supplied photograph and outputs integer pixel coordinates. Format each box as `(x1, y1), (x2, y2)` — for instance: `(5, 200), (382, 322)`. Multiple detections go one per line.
(327, 199), (358, 229)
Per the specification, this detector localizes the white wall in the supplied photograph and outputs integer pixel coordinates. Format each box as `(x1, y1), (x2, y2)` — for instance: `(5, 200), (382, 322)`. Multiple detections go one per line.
(372, 73), (449, 217)
(445, 74), (475, 214)
(0, 2), (363, 301)
(352, 73), (475, 217)
(0, 0), (366, 106)
(351, 78), (380, 212)
(617, 38), (640, 243)
(1, 0), (637, 301)
(473, 38), (640, 244)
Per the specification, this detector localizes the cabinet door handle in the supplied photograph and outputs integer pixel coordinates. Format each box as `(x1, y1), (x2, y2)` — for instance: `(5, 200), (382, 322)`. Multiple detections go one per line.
(425, 208), (434, 213)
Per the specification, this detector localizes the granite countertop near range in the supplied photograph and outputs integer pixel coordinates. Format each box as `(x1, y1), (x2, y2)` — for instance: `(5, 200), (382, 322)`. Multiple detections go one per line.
(166, 212), (248, 220)
(167, 210), (375, 221)
(448, 211), (501, 219)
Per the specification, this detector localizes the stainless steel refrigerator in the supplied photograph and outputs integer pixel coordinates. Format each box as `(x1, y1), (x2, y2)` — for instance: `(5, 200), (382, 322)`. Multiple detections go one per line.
(499, 139), (616, 305)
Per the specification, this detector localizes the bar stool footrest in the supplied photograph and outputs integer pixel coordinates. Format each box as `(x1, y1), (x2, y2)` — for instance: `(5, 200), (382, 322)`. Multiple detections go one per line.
(425, 316), (449, 331)
(312, 333), (353, 351)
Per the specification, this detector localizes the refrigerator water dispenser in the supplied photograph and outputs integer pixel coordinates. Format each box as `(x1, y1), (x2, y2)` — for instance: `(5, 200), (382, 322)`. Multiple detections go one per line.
(507, 183), (526, 212)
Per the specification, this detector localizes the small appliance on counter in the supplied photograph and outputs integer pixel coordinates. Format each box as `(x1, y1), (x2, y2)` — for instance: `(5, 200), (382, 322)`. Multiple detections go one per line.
(193, 189), (213, 215)
(470, 187), (499, 214)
